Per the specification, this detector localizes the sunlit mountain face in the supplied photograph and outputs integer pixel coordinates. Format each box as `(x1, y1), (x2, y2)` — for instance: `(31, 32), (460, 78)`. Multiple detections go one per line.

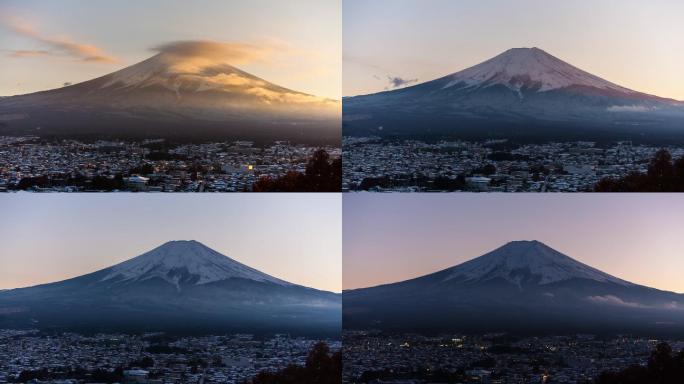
(0, 241), (341, 336)
(343, 241), (684, 336)
(0, 42), (340, 144)
(343, 48), (684, 144)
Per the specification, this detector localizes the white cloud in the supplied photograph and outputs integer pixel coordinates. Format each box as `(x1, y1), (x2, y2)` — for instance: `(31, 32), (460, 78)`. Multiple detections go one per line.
(607, 105), (655, 113)
(586, 295), (644, 308)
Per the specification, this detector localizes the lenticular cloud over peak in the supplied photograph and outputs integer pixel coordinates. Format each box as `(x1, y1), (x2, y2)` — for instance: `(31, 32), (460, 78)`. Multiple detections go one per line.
(151, 40), (269, 66)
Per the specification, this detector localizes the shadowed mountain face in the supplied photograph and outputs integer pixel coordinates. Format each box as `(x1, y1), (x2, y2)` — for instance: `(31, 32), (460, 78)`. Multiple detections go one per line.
(0, 53), (340, 144)
(343, 241), (684, 336)
(343, 48), (684, 143)
(0, 241), (341, 336)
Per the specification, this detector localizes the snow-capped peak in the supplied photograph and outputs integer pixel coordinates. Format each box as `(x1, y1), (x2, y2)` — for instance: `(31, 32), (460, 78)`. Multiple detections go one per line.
(442, 47), (634, 94)
(444, 240), (631, 286)
(101, 240), (290, 287)
(98, 53), (254, 93)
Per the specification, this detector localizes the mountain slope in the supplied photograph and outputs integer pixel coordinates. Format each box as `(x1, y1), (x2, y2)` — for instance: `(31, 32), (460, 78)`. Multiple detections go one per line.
(0, 52), (340, 144)
(343, 241), (684, 335)
(0, 241), (341, 335)
(343, 48), (684, 142)
(100, 240), (291, 287)
(440, 47), (637, 95)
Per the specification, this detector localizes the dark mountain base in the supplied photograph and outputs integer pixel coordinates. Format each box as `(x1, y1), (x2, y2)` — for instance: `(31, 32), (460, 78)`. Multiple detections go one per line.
(1, 116), (340, 146)
(343, 119), (684, 146)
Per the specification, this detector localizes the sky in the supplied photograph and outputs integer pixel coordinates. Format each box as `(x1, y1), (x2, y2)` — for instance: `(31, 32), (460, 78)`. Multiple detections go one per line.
(343, 194), (684, 293)
(0, 194), (342, 292)
(343, 0), (684, 99)
(0, 0), (341, 99)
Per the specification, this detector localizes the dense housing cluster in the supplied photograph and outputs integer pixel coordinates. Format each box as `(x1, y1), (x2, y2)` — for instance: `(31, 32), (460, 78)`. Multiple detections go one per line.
(342, 137), (684, 192)
(343, 331), (684, 383)
(0, 136), (339, 192)
(0, 329), (340, 383)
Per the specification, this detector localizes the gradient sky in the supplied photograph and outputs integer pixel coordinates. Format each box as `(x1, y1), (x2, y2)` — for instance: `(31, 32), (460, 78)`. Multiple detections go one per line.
(0, 194), (341, 292)
(343, 194), (684, 293)
(344, 0), (684, 99)
(0, 0), (341, 99)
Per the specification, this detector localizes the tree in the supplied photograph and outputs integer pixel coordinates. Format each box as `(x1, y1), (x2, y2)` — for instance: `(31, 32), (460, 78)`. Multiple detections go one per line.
(647, 149), (674, 191)
(16, 176), (50, 190)
(482, 164), (497, 176)
(250, 342), (341, 384)
(253, 171), (307, 192)
(595, 343), (684, 384)
(673, 156), (684, 191)
(128, 356), (154, 369)
(252, 150), (341, 192)
(595, 149), (684, 192)
(433, 175), (466, 191)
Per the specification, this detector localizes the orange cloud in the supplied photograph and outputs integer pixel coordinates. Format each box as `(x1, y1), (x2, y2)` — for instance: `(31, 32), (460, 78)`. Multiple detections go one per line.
(148, 40), (340, 100)
(7, 49), (50, 57)
(152, 40), (269, 65)
(3, 18), (118, 63)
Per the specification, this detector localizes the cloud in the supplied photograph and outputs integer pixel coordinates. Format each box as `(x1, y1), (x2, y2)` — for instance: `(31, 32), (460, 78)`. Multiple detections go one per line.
(142, 41), (337, 106)
(151, 40), (269, 65)
(207, 73), (259, 87)
(587, 295), (684, 311)
(607, 105), (655, 112)
(386, 75), (418, 89)
(149, 40), (286, 76)
(244, 86), (334, 106)
(586, 295), (645, 308)
(664, 302), (681, 310)
(7, 49), (50, 58)
(3, 18), (117, 63)
(150, 39), (339, 100)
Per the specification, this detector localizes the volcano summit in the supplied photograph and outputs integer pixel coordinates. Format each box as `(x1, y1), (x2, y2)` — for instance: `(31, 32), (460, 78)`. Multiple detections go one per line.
(0, 47), (340, 144)
(344, 47), (684, 142)
(0, 240), (341, 335)
(343, 241), (684, 335)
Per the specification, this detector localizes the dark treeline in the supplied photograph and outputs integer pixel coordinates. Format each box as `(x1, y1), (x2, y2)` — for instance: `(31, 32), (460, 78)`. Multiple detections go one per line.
(14, 174), (125, 191)
(595, 343), (684, 384)
(358, 174), (471, 191)
(252, 149), (341, 192)
(595, 149), (684, 192)
(249, 342), (341, 384)
(11, 367), (124, 383)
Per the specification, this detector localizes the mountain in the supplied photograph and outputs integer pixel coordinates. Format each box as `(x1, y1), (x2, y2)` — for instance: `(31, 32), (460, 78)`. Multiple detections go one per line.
(0, 241), (341, 336)
(343, 241), (684, 335)
(343, 48), (684, 143)
(0, 53), (340, 144)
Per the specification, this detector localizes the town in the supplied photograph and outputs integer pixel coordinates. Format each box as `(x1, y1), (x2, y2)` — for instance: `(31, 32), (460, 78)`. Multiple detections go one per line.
(342, 330), (684, 383)
(342, 137), (684, 192)
(0, 329), (341, 383)
(0, 136), (340, 192)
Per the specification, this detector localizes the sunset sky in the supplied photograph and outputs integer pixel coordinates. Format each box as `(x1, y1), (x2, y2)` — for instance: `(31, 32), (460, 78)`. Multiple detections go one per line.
(0, 194), (342, 292)
(0, 0), (341, 99)
(344, 194), (684, 293)
(344, 0), (684, 99)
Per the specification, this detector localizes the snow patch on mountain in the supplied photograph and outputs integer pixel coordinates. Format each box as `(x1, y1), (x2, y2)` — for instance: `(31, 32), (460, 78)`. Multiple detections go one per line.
(442, 47), (635, 94)
(101, 240), (290, 287)
(444, 240), (632, 286)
